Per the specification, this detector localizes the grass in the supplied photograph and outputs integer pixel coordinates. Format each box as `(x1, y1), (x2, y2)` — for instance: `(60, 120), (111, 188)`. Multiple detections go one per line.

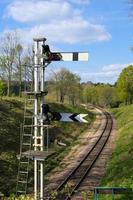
(0, 97), (24, 195)
(99, 104), (133, 200)
(0, 97), (95, 197)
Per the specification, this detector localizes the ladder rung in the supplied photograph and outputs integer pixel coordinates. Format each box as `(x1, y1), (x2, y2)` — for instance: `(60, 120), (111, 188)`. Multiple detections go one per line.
(17, 191), (26, 193)
(20, 162), (29, 164)
(33, 136), (42, 139)
(24, 125), (49, 127)
(18, 181), (27, 183)
(24, 91), (48, 96)
(33, 144), (42, 147)
(22, 143), (31, 145)
(19, 171), (28, 174)
(25, 116), (34, 118)
(23, 134), (32, 137)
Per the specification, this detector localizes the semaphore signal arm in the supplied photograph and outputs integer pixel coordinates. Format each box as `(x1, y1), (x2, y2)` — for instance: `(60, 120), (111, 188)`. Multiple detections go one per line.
(39, 104), (88, 123)
(40, 43), (89, 62)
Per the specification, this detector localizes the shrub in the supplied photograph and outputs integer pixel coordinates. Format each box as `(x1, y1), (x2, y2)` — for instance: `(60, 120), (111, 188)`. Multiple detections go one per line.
(0, 80), (7, 96)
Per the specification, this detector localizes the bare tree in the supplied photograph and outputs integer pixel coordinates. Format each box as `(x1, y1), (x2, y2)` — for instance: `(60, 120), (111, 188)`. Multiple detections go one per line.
(22, 46), (34, 91)
(15, 44), (23, 96)
(0, 31), (19, 96)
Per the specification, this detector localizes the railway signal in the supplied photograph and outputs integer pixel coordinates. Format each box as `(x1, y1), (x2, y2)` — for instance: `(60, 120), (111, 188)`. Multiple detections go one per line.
(41, 44), (89, 62)
(51, 112), (88, 123)
(38, 112), (88, 123)
(42, 51), (89, 61)
(33, 39), (89, 200)
(16, 37), (89, 200)
(40, 104), (88, 123)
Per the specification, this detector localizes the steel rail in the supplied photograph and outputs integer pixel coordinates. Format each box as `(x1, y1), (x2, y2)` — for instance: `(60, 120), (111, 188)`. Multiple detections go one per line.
(56, 110), (113, 200)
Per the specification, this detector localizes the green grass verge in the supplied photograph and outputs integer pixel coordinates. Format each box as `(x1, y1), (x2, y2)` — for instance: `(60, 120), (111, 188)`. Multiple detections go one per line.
(100, 104), (133, 200)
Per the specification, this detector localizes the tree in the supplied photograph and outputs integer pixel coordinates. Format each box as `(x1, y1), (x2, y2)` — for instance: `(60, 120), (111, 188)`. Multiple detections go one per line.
(117, 65), (133, 104)
(49, 70), (59, 102)
(0, 80), (7, 96)
(0, 31), (19, 96)
(22, 46), (34, 91)
(66, 72), (81, 105)
(83, 83), (116, 107)
(56, 68), (69, 103)
(15, 44), (23, 96)
(49, 68), (81, 104)
(83, 84), (98, 105)
(98, 85), (115, 107)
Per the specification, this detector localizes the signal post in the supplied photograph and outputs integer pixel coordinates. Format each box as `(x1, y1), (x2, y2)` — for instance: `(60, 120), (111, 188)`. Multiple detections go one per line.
(33, 38), (46, 200)
(32, 37), (89, 199)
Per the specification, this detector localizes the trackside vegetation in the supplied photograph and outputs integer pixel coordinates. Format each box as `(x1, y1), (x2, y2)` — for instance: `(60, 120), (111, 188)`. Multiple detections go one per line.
(100, 104), (133, 200)
(0, 97), (95, 198)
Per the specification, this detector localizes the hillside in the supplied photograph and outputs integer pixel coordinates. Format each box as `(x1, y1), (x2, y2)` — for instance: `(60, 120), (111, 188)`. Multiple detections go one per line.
(101, 104), (133, 199)
(0, 98), (94, 196)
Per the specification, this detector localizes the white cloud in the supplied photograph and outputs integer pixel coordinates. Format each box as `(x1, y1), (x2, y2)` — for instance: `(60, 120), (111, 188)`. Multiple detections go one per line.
(14, 18), (111, 45)
(103, 64), (124, 72)
(3, 0), (111, 44)
(6, 0), (81, 23)
(80, 63), (133, 83)
(102, 63), (133, 73)
(69, 0), (90, 5)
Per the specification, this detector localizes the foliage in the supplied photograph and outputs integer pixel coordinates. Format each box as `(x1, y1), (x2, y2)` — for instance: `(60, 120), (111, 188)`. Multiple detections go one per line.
(101, 104), (133, 199)
(83, 84), (98, 105)
(81, 191), (92, 200)
(83, 83), (117, 107)
(48, 68), (81, 105)
(99, 85), (118, 107)
(82, 64), (133, 107)
(0, 80), (7, 96)
(49, 190), (58, 200)
(14, 44), (23, 96)
(117, 65), (133, 104)
(2, 194), (33, 199)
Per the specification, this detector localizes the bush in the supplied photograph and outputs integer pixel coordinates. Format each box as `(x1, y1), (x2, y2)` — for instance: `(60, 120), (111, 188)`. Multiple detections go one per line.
(0, 80), (7, 96)
(110, 100), (122, 108)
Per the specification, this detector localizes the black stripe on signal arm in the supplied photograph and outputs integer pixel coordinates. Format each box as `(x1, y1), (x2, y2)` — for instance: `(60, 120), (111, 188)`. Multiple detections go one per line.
(70, 113), (79, 122)
(73, 53), (78, 61)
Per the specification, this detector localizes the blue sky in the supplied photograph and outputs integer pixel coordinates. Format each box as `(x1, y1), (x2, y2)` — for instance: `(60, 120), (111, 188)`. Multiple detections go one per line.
(0, 0), (133, 83)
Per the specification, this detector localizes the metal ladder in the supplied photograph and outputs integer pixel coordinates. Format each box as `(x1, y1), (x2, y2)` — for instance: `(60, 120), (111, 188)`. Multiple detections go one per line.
(16, 97), (34, 195)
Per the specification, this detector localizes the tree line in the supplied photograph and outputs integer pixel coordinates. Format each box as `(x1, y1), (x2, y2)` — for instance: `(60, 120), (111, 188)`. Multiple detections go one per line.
(0, 31), (133, 107)
(45, 65), (133, 107)
(83, 65), (133, 107)
(0, 31), (33, 96)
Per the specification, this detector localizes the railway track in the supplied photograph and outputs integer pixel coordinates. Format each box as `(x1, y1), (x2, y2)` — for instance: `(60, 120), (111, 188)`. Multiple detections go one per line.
(54, 109), (113, 200)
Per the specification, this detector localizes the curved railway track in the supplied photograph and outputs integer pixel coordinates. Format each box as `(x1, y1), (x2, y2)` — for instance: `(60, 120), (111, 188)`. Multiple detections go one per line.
(54, 109), (113, 200)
